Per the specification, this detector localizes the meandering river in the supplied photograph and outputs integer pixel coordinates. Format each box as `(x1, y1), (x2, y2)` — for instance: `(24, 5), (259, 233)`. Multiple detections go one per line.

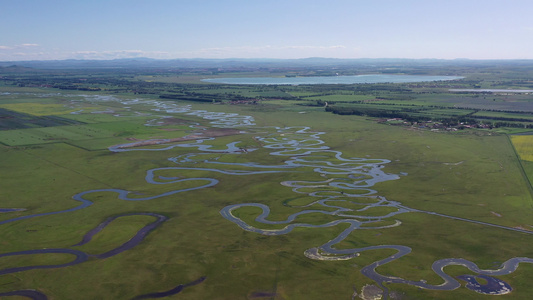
(0, 93), (531, 299)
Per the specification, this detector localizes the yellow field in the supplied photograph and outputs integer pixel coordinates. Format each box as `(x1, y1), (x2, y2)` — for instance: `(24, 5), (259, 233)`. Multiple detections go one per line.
(0, 103), (78, 116)
(511, 135), (533, 161)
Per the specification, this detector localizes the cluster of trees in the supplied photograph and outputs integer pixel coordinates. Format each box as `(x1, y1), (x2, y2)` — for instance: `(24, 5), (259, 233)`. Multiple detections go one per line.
(325, 106), (428, 123)
(493, 121), (533, 128)
(53, 85), (102, 91)
(325, 104), (533, 129)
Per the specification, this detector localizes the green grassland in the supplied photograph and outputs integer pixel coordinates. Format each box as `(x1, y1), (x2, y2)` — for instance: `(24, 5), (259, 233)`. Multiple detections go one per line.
(0, 102), (81, 116)
(1, 68), (533, 299)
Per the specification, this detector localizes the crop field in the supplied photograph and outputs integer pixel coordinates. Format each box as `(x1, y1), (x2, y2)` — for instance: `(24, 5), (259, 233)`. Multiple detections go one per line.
(510, 135), (533, 193)
(473, 110), (533, 121)
(1, 65), (533, 300)
(423, 109), (476, 117)
(431, 94), (533, 111)
(511, 135), (533, 162)
(302, 94), (376, 102)
(0, 108), (85, 131)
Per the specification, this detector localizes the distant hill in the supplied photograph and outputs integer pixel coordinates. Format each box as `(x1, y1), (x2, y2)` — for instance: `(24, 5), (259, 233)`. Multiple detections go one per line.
(1, 57), (533, 70)
(0, 65), (35, 72)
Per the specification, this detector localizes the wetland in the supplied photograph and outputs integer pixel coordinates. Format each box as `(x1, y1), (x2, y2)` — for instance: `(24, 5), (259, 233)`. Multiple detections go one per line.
(1, 60), (533, 299)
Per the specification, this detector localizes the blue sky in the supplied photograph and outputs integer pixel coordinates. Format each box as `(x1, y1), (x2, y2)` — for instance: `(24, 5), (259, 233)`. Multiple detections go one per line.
(1, 0), (533, 61)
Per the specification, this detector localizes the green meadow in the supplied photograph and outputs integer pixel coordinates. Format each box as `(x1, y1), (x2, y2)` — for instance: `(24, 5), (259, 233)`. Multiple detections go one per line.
(0, 73), (533, 300)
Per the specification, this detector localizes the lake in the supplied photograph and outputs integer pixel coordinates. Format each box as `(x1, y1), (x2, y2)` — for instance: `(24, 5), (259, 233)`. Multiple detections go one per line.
(201, 74), (464, 85)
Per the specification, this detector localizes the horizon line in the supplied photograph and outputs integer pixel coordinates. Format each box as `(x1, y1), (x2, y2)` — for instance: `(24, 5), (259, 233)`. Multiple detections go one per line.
(3, 57), (533, 63)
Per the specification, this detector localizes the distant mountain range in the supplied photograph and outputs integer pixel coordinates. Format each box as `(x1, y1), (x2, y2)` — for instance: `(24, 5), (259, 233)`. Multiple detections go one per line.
(1, 57), (532, 70)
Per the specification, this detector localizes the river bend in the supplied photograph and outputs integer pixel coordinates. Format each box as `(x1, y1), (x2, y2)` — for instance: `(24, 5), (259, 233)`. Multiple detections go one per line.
(1, 94), (531, 299)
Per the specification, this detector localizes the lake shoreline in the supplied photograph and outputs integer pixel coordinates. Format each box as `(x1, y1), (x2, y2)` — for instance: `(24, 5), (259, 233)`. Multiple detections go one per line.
(202, 74), (464, 85)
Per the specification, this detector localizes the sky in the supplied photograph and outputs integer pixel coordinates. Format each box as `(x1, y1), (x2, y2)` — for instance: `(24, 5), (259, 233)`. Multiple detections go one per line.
(1, 0), (533, 61)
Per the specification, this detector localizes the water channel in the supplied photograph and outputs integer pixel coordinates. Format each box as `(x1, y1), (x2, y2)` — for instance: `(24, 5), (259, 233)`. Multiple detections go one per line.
(0, 93), (531, 299)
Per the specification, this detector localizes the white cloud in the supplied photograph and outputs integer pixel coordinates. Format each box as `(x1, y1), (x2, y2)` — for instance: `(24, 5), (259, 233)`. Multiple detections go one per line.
(0, 48), (174, 61)
(71, 50), (171, 60)
(0, 44), (358, 61)
(0, 44), (41, 59)
(285, 45), (346, 50)
(0, 44), (40, 50)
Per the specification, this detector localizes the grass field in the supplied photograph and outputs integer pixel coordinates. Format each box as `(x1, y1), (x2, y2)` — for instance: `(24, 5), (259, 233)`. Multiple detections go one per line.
(0, 87), (532, 300)
(0, 103), (80, 116)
